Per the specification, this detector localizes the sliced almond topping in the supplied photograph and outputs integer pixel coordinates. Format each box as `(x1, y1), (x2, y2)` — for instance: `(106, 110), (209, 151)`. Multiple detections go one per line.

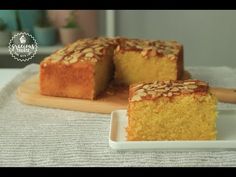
(187, 85), (198, 89)
(69, 58), (78, 64)
(167, 54), (176, 60)
(178, 86), (185, 90)
(143, 85), (150, 89)
(153, 81), (158, 85)
(95, 50), (103, 55)
(149, 48), (157, 57)
(131, 95), (141, 102)
(148, 91), (156, 95)
(82, 48), (93, 53)
(63, 60), (70, 65)
(138, 92), (147, 97)
(157, 85), (166, 89)
(170, 56), (176, 60)
(163, 93), (168, 97)
(136, 45), (143, 49)
(95, 47), (104, 51)
(165, 87), (170, 91)
(115, 45), (120, 52)
(197, 81), (208, 86)
(51, 59), (59, 63)
(157, 49), (163, 54)
(173, 92), (181, 96)
(183, 81), (196, 85)
(92, 44), (100, 48)
(164, 81), (170, 84)
(156, 93), (162, 97)
(132, 84), (144, 90)
(173, 83), (184, 86)
(156, 89), (166, 92)
(126, 41), (134, 47)
(141, 49), (148, 57)
(85, 52), (94, 58)
(171, 87), (179, 92)
(51, 55), (61, 61)
(90, 58), (98, 62)
(64, 56), (71, 61)
(136, 88), (145, 93)
(77, 53), (83, 58)
(167, 92), (173, 97)
(57, 49), (66, 55)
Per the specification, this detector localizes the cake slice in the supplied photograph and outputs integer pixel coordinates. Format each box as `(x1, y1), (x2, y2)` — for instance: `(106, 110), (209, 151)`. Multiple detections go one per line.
(114, 38), (184, 86)
(127, 80), (218, 141)
(40, 38), (116, 100)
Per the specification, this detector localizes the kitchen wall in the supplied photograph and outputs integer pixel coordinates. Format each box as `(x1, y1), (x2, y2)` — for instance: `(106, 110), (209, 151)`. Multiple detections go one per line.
(1, 10), (104, 68)
(2, 10), (236, 68)
(115, 10), (236, 67)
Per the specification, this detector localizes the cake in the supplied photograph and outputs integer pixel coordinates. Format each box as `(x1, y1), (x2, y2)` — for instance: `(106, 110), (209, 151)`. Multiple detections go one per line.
(40, 37), (184, 100)
(127, 80), (218, 141)
(40, 37), (116, 99)
(113, 38), (184, 85)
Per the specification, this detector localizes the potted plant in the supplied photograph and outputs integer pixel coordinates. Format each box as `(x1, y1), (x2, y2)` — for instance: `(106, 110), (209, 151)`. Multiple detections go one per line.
(0, 18), (11, 46)
(12, 10), (25, 34)
(11, 10), (31, 44)
(18, 10), (42, 34)
(33, 11), (57, 46)
(59, 10), (80, 45)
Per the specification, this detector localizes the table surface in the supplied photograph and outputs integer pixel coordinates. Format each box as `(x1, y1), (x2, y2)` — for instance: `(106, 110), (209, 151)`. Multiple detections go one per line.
(1, 65), (236, 167)
(0, 68), (21, 90)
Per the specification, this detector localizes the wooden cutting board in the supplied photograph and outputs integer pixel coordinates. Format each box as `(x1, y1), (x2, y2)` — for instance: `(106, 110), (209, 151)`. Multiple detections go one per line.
(16, 71), (191, 114)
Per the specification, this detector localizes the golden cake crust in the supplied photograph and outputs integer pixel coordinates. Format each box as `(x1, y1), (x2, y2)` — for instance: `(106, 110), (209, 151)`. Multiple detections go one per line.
(40, 37), (116, 99)
(127, 79), (217, 141)
(115, 37), (182, 58)
(40, 61), (95, 99)
(129, 80), (209, 102)
(41, 37), (116, 65)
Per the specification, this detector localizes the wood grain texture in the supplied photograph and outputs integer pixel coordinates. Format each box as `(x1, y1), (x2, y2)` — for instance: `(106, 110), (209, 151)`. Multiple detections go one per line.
(16, 71), (191, 114)
(16, 74), (128, 114)
(210, 87), (236, 104)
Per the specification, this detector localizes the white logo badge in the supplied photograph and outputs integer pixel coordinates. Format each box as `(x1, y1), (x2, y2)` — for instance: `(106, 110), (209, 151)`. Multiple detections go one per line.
(8, 32), (38, 62)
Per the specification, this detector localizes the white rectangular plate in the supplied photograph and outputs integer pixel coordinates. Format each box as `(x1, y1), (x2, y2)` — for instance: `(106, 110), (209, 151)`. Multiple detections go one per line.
(109, 109), (236, 151)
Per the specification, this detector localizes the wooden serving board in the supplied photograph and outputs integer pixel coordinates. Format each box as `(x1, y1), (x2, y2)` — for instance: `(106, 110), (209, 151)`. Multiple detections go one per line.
(16, 71), (191, 114)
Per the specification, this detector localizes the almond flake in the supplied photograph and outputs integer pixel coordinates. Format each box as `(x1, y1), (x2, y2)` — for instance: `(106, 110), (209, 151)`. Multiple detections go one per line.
(85, 52), (94, 58)
(131, 95), (141, 101)
(82, 48), (93, 53)
(115, 45), (120, 52)
(167, 92), (173, 97)
(187, 85), (198, 89)
(171, 87), (179, 92)
(69, 58), (78, 64)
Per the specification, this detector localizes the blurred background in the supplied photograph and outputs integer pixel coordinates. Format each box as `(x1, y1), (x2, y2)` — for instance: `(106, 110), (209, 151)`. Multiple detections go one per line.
(0, 10), (235, 68)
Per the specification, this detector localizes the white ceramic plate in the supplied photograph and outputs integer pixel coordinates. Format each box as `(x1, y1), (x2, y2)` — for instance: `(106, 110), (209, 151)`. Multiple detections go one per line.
(109, 109), (236, 151)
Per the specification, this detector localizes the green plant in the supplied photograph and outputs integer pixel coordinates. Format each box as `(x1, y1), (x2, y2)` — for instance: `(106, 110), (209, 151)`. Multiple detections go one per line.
(63, 10), (79, 28)
(36, 10), (52, 27)
(15, 10), (22, 31)
(0, 18), (7, 31)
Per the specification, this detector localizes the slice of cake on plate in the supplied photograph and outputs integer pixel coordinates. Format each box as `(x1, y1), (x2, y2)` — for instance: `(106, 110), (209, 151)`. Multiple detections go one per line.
(127, 80), (218, 141)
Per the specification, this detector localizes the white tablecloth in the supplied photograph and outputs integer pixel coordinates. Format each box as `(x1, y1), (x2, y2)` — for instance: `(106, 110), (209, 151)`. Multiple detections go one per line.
(0, 64), (236, 167)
